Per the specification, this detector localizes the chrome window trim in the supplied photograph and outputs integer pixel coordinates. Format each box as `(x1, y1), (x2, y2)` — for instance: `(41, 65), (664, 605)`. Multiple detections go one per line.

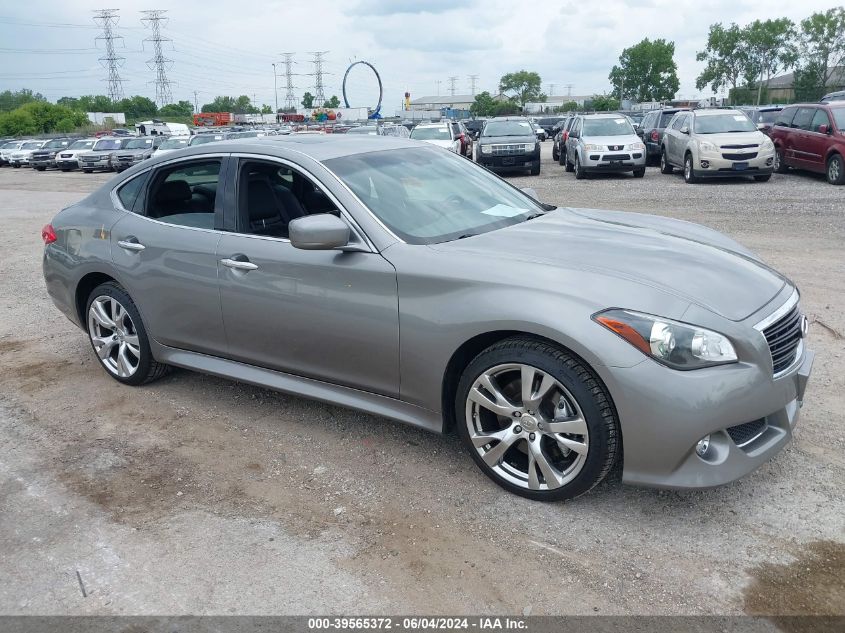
(753, 288), (804, 379)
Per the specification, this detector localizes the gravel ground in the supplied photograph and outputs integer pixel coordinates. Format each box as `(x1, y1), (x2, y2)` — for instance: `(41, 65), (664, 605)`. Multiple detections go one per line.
(0, 146), (843, 617)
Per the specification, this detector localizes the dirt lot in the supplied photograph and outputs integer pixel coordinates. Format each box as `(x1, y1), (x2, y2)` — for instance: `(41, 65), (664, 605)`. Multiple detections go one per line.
(0, 147), (843, 616)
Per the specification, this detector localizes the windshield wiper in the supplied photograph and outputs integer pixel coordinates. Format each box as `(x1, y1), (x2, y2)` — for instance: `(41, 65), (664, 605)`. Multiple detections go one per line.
(456, 233), (477, 240)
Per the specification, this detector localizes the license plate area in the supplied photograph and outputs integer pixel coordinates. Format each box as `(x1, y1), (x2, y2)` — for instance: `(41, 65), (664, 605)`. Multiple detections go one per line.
(732, 162), (749, 171)
(502, 157), (515, 166)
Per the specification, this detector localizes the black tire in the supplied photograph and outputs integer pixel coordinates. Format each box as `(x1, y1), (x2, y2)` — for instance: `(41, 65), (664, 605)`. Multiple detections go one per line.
(12, 164), (20, 168)
(83, 169), (93, 174)
(530, 160), (540, 176)
(633, 168), (645, 178)
(754, 174), (772, 182)
(574, 154), (585, 179)
(683, 153), (697, 184)
(564, 152), (573, 171)
(36, 166), (46, 171)
(552, 145), (559, 162)
(455, 337), (620, 501)
(85, 282), (169, 386)
(774, 148), (788, 174)
(659, 148), (673, 174)
(826, 154), (845, 185)
(61, 168), (71, 172)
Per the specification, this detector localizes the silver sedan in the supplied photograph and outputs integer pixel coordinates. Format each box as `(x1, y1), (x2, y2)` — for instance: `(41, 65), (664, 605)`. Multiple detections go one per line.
(42, 136), (813, 500)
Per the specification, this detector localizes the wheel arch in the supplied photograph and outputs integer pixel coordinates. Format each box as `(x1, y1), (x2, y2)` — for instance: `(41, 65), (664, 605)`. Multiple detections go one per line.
(74, 271), (118, 325)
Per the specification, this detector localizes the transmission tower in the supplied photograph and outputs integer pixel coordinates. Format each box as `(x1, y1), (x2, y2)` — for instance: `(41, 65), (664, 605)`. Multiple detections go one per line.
(281, 52), (298, 111)
(93, 9), (125, 103)
(468, 74), (479, 95)
(435, 79), (442, 95)
(565, 84), (574, 97)
(448, 76), (458, 96)
(141, 10), (174, 107)
(308, 51), (329, 105)
(548, 83), (556, 97)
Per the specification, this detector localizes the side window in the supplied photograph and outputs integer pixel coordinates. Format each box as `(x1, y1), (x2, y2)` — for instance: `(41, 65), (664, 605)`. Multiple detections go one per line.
(238, 160), (340, 239)
(791, 108), (815, 130)
(116, 172), (150, 213)
(145, 160), (221, 229)
(810, 109), (831, 133)
(670, 114), (684, 130)
(775, 107), (796, 127)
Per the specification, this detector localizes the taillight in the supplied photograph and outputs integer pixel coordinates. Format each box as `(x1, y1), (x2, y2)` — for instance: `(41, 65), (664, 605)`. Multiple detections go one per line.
(41, 223), (57, 245)
(650, 130), (659, 142)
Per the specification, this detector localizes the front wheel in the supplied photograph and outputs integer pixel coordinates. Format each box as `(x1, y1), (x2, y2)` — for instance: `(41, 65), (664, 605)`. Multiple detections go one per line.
(83, 169), (93, 174)
(574, 155), (585, 179)
(754, 174), (772, 182)
(683, 154), (697, 184)
(774, 148), (788, 174)
(530, 160), (540, 176)
(36, 166), (46, 171)
(633, 168), (645, 178)
(86, 282), (169, 386)
(660, 149), (673, 174)
(456, 338), (619, 501)
(552, 145), (559, 162)
(827, 154), (845, 185)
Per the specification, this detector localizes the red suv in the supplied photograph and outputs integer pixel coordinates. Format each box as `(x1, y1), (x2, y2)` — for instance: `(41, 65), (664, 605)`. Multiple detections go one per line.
(769, 102), (845, 185)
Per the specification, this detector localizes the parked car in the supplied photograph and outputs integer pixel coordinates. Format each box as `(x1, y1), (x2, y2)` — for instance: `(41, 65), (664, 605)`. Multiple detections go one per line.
(153, 136), (191, 157)
(78, 137), (131, 173)
(0, 140), (26, 166)
(29, 138), (74, 171)
(9, 140), (46, 168)
(769, 102), (845, 185)
(189, 133), (230, 146)
(463, 119), (486, 140)
(111, 136), (167, 172)
(95, 128), (133, 138)
(532, 121), (546, 142)
(821, 90), (845, 102)
(41, 136), (814, 501)
(476, 116), (541, 175)
(565, 113), (646, 178)
(637, 108), (689, 164)
(379, 124), (411, 138)
(552, 116), (574, 163)
(741, 106), (783, 135)
(409, 123), (461, 153)
(536, 116), (565, 139)
(55, 138), (98, 171)
(346, 126), (379, 135)
(450, 120), (472, 157)
(660, 109), (775, 183)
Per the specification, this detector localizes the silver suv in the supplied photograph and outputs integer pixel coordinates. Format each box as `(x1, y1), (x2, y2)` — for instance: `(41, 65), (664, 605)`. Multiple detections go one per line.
(564, 114), (646, 179)
(660, 108), (775, 183)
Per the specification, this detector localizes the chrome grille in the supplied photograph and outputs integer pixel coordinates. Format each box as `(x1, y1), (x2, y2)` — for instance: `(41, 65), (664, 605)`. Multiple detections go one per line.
(763, 304), (803, 375)
(722, 152), (758, 161)
(727, 418), (768, 447)
(491, 144), (527, 156)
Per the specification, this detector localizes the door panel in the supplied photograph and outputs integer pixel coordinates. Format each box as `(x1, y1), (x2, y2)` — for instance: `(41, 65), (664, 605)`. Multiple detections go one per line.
(804, 109), (832, 172)
(216, 234), (400, 397)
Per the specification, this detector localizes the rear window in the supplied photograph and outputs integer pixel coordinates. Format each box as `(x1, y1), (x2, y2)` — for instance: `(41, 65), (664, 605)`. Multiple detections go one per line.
(116, 172), (150, 213)
(410, 126), (451, 141)
(832, 108), (845, 131)
(69, 139), (95, 150)
(659, 112), (677, 127)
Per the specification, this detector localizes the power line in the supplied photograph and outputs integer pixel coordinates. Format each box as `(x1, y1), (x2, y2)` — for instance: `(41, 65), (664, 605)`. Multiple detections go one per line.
(141, 9), (173, 107)
(308, 51), (329, 106)
(93, 9), (125, 103)
(281, 52), (298, 111)
(468, 74), (479, 95)
(448, 76), (458, 96)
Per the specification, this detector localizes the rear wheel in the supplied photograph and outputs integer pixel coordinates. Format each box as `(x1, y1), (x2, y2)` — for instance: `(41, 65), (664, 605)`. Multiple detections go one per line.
(552, 144), (559, 162)
(774, 148), (788, 174)
(754, 174), (772, 182)
(683, 153), (697, 184)
(83, 169), (93, 174)
(564, 151), (573, 171)
(530, 160), (540, 176)
(660, 148), (673, 174)
(86, 282), (169, 386)
(456, 338), (619, 501)
(36, 166), (46, 171)
(827, 154), (844, 185)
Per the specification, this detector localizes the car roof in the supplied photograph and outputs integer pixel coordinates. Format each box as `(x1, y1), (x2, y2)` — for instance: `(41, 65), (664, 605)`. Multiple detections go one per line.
(489, 116), (529, 121)
(693, 108), (744, 116)
(414, 123), (448, 127)
(581, 113), (628, 119)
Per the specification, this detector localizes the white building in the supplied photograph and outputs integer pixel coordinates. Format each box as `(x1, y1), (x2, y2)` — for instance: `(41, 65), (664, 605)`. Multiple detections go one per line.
(86, 112), (126, 125)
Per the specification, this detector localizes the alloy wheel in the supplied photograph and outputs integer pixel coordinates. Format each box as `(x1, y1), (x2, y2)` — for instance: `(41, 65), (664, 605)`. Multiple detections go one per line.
(829, 158), (841, 183)
(87, 295), (141, 378)
(464, 363), (589, 491)
(774, 151), (781, 171)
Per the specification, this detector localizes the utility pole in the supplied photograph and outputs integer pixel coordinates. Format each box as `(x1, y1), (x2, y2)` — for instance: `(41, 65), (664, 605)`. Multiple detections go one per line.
(271, 63), (278, 113)
(548, 83), (556, 97)
(141, 10), (173, 107)
(308, 51), (329, 106)
(468, 74), (479, 95)
(193, 90), (198, 113)
(435, 79), (442, 95)
(281, 53), (298, 111)
(448, 76), (458, 96)
(565, 84), (573, 97)
(93, 9), (125, 103)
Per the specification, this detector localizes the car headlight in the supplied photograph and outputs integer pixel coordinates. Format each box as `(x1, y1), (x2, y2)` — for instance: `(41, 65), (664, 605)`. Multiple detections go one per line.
(698, 141), (718, 154)
(584, 143), (604, 151)
(525, 143), (538, 152)
(481, 144), (492, 154)
(593, 309), (738, 370)
(626, 142), (645, 151)
(760, 137), (774, 151)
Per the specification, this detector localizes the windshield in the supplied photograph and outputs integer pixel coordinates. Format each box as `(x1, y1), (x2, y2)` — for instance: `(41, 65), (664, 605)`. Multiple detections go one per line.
(756, 110), (781, 125)
(22, 141), (42, 149)
(93, 139), (122, 150)
(695, 113), (756, 134)
(583, 118), (634, 136)
(159, 137), (189, 149)
(43, 139), (68, 149)
(124, 138), (154, 149)
(191, 135), (225, 145)
(2, 142), (18, 149)
(347, 127), (378, 135)
(69, 140), (95, 150)
(410, 126), (450, 141)
(483, 120), (533, 137)
(831, 107), (845, 130)
(324, 146), (544, 245)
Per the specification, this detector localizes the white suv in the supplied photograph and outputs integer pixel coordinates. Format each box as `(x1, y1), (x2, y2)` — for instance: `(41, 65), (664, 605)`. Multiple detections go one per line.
(409, 123), (460, 153)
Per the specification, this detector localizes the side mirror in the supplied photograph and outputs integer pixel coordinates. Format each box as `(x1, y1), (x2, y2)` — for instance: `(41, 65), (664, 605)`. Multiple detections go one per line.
(521, 187), (539, 201)
(680, 126), (690, 135)
(289, 214), (350, 250)
(818, 124), (829, 135)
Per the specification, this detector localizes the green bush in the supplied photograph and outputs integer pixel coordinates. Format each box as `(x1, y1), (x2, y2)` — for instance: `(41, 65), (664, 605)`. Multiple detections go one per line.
(0, 110), (37, 136)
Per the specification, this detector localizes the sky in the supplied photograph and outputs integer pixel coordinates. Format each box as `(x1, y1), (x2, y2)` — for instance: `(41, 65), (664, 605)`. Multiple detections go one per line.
(0, 0), (841, 113)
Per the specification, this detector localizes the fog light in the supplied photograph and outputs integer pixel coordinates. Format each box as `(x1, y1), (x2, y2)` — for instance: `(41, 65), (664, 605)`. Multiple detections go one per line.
(700, 160), (710, 169)
(696, 435), (711, 457)
(766, 157), (773, 166)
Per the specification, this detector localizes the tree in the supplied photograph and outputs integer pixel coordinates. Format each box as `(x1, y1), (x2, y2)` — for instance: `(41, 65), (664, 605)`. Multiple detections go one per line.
(795, 8), (845, 100)
(498, 71), (543, 110)
(323, 95), (340, 108)
(555, 101), (579, 112)
(696, 23), (753, 102)
(75, 94), (116, 112)
(0, 89), (46, 112)
(470, 91), (498, 116)
(609, 38), (680, 102)
(158, 101), (194, 118)
(233, 95), (258, 114)
(301, 92), (315, 109)
(589, 95), (621, 111)
(260, 104), (273, 114)
(744, 19), (797, 105)
(115, 95), (158, 120)
(202, 95), (236, 113)
(0, 109), (37, 136)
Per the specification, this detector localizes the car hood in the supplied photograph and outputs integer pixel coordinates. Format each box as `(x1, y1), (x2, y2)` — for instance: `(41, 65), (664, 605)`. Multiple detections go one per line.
(582, 134), (641, 146)
(480, 135), (536, 145)
(114, 148), (150, 155)
(416, 139), (454, 148)
(433, 208), (786, 321)
(698, 131), (765, 147)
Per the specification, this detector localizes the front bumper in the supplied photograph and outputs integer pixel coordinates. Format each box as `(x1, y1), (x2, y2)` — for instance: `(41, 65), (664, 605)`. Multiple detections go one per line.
(604, 344), (813, 490)
(581, 150), (646, 172)
(30, 157), (57, 168)
(693, 151), (775, 178)
(478, 152), (540, 172)
(56, 159), (79, 170)
(79, 157), (112, 170)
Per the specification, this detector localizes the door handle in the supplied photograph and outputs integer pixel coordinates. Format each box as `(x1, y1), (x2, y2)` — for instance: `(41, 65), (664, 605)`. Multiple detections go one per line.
(220, 257), (258, 272)
(117, 237), (145, 251)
